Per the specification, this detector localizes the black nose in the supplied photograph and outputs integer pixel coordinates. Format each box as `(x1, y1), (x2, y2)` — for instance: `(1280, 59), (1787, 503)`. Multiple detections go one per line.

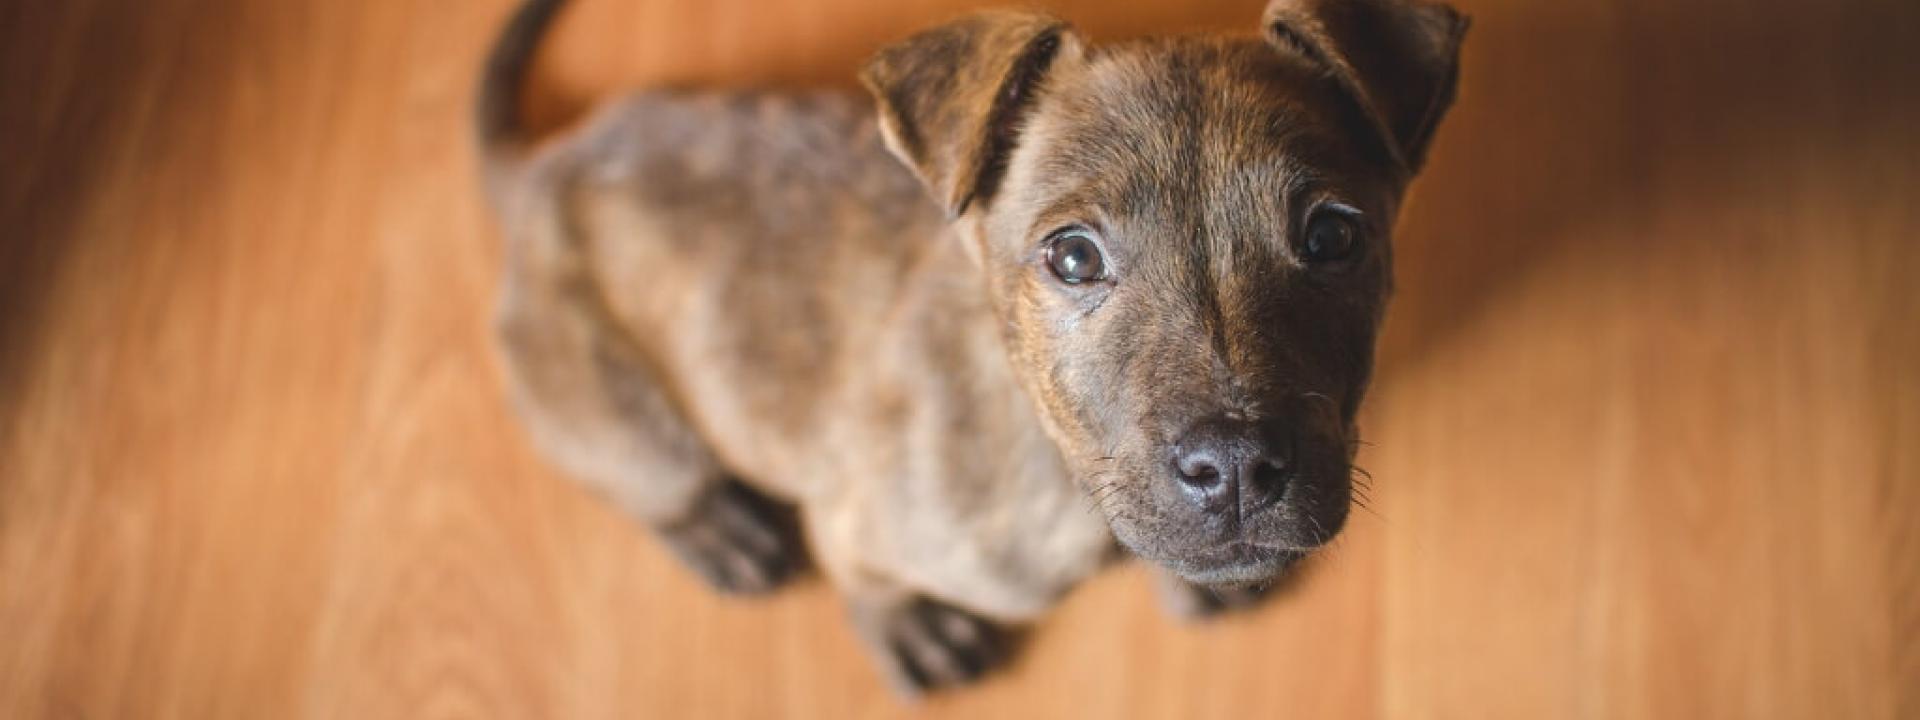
(1171, 416), (1290, 515)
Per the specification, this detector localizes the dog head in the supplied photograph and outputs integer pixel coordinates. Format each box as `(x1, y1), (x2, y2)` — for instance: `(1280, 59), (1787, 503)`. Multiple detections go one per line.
(863, 0), (1466, 586)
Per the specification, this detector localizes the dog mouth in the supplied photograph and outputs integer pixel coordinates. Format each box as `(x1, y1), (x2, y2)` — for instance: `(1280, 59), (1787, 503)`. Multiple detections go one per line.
(1091, 468), (1350, 586)
(1101, 512), (1333, 585)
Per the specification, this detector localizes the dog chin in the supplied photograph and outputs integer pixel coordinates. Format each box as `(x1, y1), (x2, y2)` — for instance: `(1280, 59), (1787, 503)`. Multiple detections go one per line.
(1121, 533), (1308, 587)
(1176, 543), (1306, 586)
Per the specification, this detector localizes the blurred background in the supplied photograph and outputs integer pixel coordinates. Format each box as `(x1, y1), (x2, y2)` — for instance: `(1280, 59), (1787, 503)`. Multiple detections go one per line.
(1, 0), (1915, 717)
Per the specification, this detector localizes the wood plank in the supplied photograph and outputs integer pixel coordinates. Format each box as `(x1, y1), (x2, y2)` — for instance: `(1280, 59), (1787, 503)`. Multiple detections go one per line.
(2, 0), (1913, 717)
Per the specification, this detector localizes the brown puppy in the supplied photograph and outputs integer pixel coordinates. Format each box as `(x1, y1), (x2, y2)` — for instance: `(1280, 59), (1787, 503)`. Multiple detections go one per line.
(479, 0), (1465, 695)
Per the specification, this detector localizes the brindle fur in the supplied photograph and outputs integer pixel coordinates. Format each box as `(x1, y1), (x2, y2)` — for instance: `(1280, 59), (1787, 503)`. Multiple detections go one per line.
(479, 0), (1465, 695)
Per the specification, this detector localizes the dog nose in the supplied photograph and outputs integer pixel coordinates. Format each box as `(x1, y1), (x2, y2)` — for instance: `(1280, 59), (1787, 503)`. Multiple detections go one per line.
(1171, 416), (1290, 515)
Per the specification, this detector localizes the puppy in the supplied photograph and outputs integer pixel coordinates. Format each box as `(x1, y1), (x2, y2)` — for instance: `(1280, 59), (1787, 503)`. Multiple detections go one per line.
(479, 0), (1465, 694)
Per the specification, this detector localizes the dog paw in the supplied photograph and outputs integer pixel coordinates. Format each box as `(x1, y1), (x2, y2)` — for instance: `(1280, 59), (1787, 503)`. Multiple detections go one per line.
(1155, 572), (1275, 621)
(656, 481), (800, 595)
(853, 595), (1011, 696)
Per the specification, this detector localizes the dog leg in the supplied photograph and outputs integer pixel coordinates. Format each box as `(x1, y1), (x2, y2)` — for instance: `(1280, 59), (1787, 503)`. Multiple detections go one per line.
(497, 242), (799, 594)
(797, 510), (1012, 694)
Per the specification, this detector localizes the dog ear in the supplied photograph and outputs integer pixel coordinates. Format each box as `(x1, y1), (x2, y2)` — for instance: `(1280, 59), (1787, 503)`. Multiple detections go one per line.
(1262, 0), (1468, 173)
(861, 11), (1078, 217)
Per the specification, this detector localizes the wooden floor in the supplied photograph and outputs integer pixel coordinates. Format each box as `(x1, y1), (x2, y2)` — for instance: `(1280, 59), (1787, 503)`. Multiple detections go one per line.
(2, 0), (1916, 717)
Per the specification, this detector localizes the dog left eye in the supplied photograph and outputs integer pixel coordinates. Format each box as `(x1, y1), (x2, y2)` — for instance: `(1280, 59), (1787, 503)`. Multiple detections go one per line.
(1300, 205), (1364, 264)
(1046, 229), (1108, 284)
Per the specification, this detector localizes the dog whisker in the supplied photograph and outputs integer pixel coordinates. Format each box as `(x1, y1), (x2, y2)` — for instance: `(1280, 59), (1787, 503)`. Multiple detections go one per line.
(1084, 479), (1130, 515)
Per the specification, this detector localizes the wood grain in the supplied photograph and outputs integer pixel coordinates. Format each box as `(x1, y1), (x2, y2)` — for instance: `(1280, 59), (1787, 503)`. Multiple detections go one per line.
(1, 0), (1914, 717)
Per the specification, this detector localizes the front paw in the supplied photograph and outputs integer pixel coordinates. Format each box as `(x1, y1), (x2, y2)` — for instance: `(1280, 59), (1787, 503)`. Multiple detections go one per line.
(655, 481), (801, 595)
(851, 595), (1012, 697)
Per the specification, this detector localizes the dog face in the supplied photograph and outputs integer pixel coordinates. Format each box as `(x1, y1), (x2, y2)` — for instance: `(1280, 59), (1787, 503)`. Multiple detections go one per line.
(865, 0), (1466, 585)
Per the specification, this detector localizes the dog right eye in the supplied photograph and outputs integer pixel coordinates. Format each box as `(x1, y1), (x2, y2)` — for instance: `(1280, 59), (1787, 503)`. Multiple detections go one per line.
(1045, 229), (1109, 284)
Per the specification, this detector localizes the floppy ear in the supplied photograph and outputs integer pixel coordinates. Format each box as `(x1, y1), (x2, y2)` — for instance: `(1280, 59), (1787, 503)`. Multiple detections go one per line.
(861, 11), (1078, 217)
(1263, 0), (1468, 173)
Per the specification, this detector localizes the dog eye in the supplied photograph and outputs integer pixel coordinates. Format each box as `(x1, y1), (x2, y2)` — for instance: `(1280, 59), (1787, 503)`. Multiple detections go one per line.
(1046, 229), (1108, 284)
(1300, 207), (1362, 264)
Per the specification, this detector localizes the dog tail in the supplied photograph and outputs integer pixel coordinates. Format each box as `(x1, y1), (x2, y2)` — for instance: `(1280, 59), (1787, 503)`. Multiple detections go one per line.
(476, 0), (568, 175)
